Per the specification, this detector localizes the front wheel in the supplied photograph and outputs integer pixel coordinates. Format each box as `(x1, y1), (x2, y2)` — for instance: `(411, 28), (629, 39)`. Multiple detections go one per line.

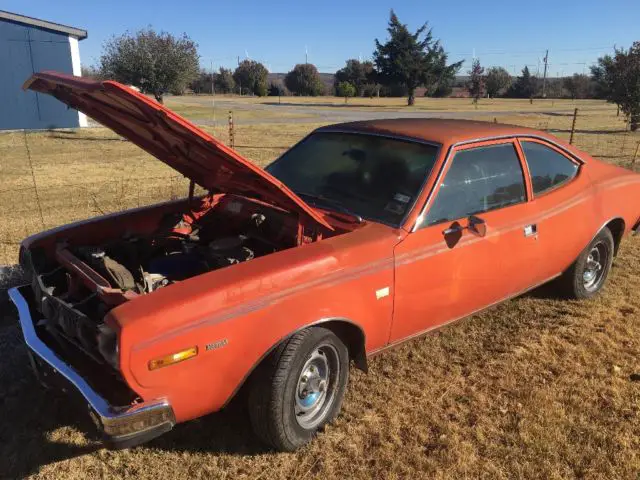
(248, 327), (349, 451)
(557, 227), (614, 299)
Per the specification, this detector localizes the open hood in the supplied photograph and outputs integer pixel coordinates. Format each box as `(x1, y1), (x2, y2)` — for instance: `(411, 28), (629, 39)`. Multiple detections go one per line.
(24, 71), (332, 231)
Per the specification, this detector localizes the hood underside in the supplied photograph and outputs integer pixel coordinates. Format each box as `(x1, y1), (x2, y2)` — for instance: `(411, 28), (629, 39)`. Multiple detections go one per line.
(24, 71), (332, 231)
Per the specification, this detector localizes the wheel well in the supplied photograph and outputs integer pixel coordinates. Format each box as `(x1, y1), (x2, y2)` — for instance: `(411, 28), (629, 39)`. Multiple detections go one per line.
(223, 320), (369, 409)
(319, 320), (368, 373)
(605, 218), (625, 256)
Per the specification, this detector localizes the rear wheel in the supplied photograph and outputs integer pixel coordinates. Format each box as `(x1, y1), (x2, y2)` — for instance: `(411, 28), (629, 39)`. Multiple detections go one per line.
(248, 327), (349, 451)
(557, 227), (614, 299)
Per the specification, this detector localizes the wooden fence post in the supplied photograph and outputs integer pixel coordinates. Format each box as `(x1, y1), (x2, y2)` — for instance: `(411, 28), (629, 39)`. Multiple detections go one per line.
(632, 142), (640, 169)
(569, 108), (578, 145)
(228, 111), (235, 149)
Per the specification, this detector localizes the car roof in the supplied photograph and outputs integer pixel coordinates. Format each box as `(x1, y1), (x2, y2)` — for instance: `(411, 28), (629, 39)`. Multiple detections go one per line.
(316, 118), (551, 146)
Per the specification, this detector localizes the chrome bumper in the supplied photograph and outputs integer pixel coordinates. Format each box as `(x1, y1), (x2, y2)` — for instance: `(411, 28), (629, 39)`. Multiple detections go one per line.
(9, 286), (175, 448)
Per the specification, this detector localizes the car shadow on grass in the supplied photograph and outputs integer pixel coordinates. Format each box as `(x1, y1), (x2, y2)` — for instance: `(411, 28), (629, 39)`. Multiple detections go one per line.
(0, 274), (577, 477)
(145, 393), (269, 456)
(0, 324), (101, 478)
(522, 281), (567, 300)
(1, 305), (268, 478)
(1, 327), (269, 477)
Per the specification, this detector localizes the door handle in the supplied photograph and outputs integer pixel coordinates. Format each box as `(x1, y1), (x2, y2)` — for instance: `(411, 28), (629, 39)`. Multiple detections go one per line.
(524, 224), (538, 237)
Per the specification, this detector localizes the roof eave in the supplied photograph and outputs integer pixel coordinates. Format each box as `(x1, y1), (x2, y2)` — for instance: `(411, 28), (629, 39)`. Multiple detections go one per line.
(0, 10), (87, 40)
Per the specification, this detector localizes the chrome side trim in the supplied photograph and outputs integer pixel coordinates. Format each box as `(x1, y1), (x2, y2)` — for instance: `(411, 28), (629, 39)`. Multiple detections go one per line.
(588, 217), (626, 254)
(411, 143), (454, 232)
(8, 287), (173, 423)
(454, 133), (586, 165)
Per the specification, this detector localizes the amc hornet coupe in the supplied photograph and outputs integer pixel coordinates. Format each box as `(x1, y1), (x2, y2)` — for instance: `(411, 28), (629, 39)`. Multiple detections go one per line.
(9, 71), (640, 451)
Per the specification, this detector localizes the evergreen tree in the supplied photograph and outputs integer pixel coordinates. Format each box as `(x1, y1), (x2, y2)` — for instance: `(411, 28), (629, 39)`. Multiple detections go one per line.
(507, 66), (537, 99)
(467, 59), (485, 103)
(373, 10), (462, 106)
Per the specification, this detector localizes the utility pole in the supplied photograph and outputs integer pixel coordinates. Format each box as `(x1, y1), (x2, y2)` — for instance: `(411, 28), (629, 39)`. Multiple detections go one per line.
(210, 60), (214, 95)
(210, 59), (215, 123)
(237, 56), (241, 96)
(542, 49), (549, 98)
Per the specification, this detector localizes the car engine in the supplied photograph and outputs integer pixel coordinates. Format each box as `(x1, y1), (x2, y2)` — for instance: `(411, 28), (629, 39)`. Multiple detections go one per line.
(24, 200), (300, 372)
(72, 212), (274, 295)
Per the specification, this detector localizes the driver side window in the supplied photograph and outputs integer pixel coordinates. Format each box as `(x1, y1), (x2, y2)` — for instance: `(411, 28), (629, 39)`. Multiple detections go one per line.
(420, 143), (526, 228)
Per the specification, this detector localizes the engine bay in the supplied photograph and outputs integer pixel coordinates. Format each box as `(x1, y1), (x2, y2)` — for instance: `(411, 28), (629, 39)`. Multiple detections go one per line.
(74, 210), (275, 296)
(21, 193), (350, 377)
(28, 194), (316, 327)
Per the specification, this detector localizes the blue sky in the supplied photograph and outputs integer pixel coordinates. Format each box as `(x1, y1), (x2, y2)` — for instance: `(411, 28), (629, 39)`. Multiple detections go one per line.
(4, 0), (638, 76)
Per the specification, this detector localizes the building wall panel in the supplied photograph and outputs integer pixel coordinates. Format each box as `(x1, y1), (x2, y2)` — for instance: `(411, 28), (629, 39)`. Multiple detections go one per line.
(0, 20), (80, 130)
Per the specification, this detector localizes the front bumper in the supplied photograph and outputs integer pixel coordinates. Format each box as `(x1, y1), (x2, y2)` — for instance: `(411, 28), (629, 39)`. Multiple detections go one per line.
(9, 286), (175, 449)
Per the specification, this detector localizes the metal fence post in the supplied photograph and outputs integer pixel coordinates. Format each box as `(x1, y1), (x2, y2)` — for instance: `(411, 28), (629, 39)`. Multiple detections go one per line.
(23, 131), (45, 229)
(569, 108), (578, 145)
(228, 110), (235, 149)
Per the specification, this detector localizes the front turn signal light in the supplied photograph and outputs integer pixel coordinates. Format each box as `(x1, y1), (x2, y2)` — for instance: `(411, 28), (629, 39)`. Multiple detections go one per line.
(148, 346), (198, 370)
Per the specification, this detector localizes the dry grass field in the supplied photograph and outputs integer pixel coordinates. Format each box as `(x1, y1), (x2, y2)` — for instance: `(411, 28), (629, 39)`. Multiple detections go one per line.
(0, 98), (639, 479)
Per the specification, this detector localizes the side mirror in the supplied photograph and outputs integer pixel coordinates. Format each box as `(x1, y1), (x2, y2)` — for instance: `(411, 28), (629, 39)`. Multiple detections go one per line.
(441, 215), (487, 248)
(468, 215), (487, 237)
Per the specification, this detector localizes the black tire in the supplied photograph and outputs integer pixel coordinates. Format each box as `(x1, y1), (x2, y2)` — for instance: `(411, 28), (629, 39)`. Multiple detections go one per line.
(557, 227), (614, 299)
(248, 327), (349, 451)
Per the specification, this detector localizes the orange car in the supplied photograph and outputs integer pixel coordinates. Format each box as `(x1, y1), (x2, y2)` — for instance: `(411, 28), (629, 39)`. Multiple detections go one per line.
(10, 71), (640, 451)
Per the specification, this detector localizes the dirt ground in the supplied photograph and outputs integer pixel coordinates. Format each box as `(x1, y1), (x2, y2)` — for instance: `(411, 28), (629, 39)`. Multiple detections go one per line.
(0, 97), (639, 479)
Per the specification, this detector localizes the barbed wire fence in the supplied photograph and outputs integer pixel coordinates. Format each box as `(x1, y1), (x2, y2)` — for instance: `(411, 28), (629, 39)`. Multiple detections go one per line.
(0, 107), (638, 264)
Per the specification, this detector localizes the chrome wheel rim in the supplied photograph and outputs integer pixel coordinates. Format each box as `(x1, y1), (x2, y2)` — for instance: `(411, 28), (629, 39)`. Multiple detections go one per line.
(583, 242), (607, 292)
(294, 343), (339, 429)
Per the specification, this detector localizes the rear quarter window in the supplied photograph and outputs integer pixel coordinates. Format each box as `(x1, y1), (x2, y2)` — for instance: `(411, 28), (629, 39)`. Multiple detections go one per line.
(521, 141), (579, 196)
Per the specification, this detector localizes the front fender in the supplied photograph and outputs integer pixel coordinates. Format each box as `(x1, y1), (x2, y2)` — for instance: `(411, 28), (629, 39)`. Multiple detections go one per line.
(113, 223), (400, 423)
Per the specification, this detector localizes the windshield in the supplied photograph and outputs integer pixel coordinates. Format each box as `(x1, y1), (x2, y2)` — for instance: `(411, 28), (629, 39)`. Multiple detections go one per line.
(266, 132), (439, 226)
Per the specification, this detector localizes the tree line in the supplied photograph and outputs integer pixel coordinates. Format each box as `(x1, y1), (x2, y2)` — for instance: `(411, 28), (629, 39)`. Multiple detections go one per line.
(93, 14), (640, 129)
(461, 42), (640, 130)
(93, 11), (463, 106)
